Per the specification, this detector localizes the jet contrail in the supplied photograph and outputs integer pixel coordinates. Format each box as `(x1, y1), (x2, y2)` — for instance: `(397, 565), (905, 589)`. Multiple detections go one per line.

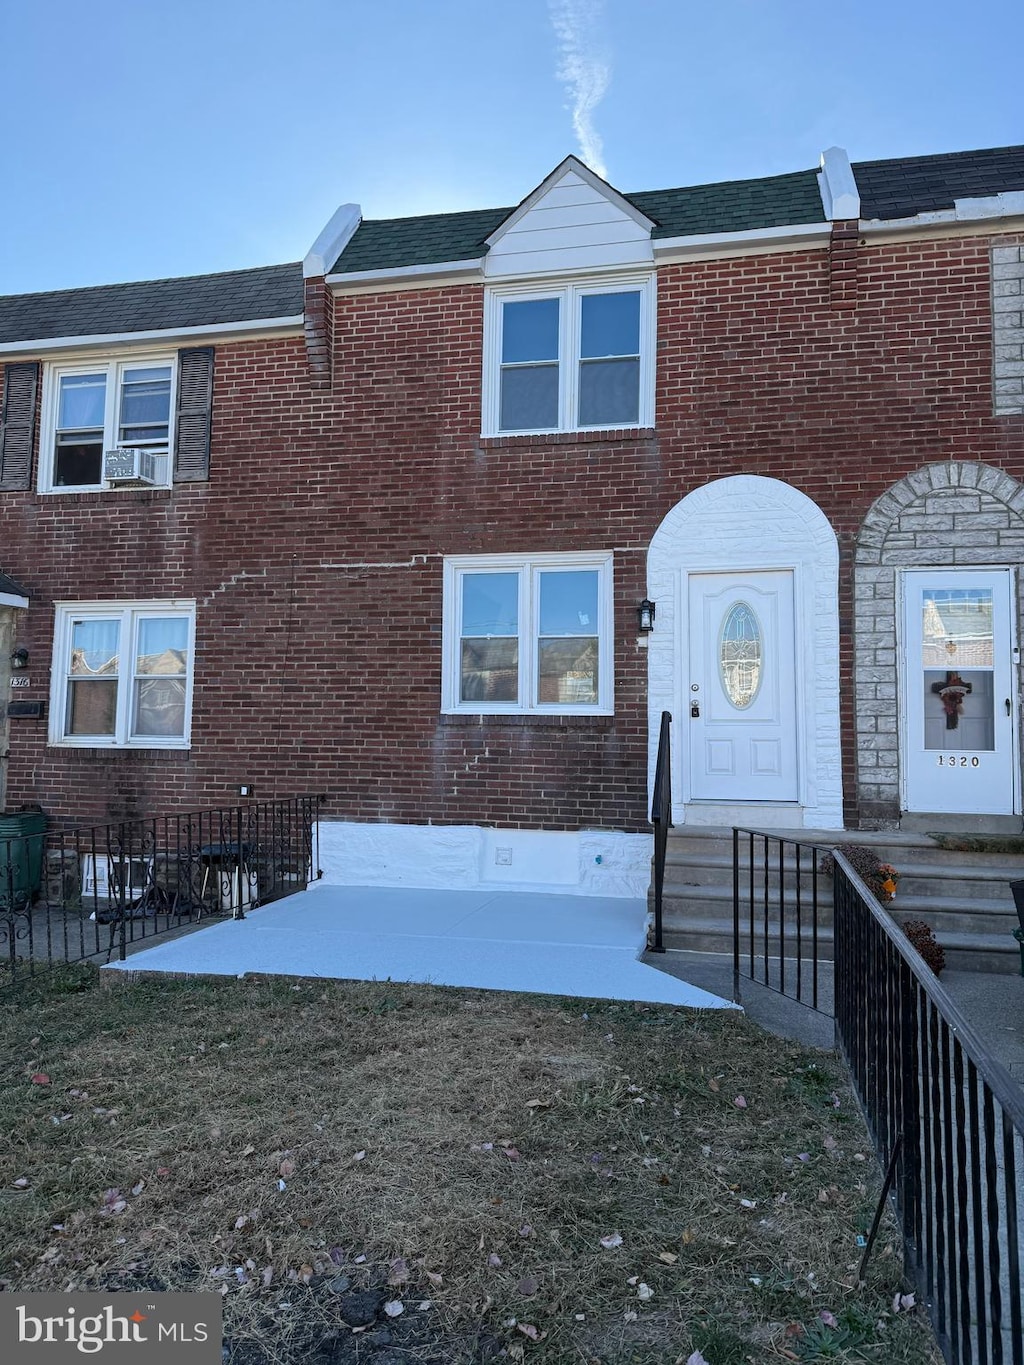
(549, 0), (611, 180)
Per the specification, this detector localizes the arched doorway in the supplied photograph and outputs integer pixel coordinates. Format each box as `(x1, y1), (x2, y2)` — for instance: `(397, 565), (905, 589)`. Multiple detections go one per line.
(648, 475), (842, 828)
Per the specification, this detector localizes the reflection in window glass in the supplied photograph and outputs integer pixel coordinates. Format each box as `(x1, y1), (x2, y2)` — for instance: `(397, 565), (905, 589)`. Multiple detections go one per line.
(539, 571), (598, 635)
(461, 574), (518, 636)
(461, 639), (518, 703)
(921, 589), (993, 668)
(720, 602), (763, 709)
(120, 366), (172, 445)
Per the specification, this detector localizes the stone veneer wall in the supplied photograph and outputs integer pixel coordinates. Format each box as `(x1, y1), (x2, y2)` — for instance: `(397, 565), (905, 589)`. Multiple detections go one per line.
(854, 461), (1024, 824)
(993, 245), (1024, 416)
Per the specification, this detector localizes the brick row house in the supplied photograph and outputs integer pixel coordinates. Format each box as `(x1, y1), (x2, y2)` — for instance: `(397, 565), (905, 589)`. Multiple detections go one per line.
(1, 143), (1023, 897)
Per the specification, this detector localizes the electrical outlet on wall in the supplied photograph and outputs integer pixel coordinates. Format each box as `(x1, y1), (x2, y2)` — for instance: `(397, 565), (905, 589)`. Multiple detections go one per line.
(495, 848), (513, 866)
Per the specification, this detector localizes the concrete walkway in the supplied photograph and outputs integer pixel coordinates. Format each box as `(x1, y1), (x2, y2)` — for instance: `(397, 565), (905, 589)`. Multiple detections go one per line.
(104, 882), (738, 1009)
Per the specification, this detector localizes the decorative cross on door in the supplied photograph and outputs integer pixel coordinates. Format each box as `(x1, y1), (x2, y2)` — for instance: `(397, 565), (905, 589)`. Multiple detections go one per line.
(931, 671), (972, 730)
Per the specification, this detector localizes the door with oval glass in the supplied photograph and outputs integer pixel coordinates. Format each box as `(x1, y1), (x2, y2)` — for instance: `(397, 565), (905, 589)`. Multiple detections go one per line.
(901, 569), (1017, 815)
(687, 571), (799, 801)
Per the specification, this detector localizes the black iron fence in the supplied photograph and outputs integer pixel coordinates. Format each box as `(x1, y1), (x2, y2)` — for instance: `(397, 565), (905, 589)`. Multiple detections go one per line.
(732, 827), (832, 1012)
(833, 853), (1024, 1365)
(1, 795), (322, 986)
(649, 710), (672, 953)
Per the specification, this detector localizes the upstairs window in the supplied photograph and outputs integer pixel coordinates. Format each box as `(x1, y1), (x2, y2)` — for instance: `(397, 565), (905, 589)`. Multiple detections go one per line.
(484, 275), (654, 436)
(42, 356), (175, 491)
(442, 553), (614, 714)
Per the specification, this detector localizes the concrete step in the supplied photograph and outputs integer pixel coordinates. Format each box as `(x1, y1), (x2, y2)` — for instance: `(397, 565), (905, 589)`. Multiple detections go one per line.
(656, 916), (835, 958)
(657, 825), (1024, 973)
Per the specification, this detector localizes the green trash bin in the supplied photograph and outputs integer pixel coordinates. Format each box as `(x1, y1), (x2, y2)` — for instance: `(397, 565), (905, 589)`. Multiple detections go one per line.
(0, 810), (47, 911)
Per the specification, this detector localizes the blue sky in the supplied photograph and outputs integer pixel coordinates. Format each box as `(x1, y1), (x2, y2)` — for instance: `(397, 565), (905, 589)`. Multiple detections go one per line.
(1, 0), (1021, 294)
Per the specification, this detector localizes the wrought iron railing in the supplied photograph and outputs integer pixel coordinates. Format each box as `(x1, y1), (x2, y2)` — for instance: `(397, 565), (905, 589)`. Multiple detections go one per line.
(1, 795), (322, 986)
(833, 853), (1024, 1365)
(732, 827), (831, 1011)
(649, 710), (672, 953)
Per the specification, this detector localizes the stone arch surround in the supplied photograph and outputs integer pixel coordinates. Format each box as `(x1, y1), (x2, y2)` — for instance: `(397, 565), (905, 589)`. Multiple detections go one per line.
(647, 475), (842, 828)
(854, 461), (1024, 824)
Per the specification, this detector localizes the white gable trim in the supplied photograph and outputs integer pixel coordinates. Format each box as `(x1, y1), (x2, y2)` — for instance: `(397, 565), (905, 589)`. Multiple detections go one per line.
(486, 156), (655, 246)
(818, 146), (860, 220)
(303, 203), (361, 278)
(653, 222), (830, 263)
(0, 316), (304, 358)
(0, 591), (29, 610)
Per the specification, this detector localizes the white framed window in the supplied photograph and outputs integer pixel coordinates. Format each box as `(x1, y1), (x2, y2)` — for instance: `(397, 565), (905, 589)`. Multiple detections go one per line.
(39, 354), (176, 492)
(49, 601), (196, 748)
(442, 553), (614, 714)
(482, 274), (655, 437)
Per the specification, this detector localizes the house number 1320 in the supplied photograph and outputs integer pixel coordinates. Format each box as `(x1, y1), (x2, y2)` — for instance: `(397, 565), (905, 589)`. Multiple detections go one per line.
(936, 755), (980, 767)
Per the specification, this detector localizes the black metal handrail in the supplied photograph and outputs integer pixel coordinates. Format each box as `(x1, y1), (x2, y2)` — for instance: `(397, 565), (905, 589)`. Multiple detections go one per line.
(1, 794), (323, 987)
(649, 710), (672, 953)
(833, 853), (1024, 1364)
(731, 827), (831, 1011)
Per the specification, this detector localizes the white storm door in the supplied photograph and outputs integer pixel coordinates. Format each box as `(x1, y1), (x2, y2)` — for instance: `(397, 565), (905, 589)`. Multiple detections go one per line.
(688, 571), (799, 802)
(902, 570), (1017, 815)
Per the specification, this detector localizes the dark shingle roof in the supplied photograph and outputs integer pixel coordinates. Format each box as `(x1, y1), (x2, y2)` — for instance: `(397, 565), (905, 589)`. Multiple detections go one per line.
(0, 572), (28, 600)
(331, 207), (512, 274)
(0, 263), (303, 346)
(630, 170), (825, 238)
(329, 169), (826, 274)
(854, 145), (1024, 221)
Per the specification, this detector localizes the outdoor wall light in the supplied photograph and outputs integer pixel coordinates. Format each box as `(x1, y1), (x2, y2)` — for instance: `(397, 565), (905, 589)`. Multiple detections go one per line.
(637, 599), (656, 632)
(10, 647), (29, 670)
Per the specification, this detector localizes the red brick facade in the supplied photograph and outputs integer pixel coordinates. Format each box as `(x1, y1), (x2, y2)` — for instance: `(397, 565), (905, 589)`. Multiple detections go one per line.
(2, 230), (1022, 830)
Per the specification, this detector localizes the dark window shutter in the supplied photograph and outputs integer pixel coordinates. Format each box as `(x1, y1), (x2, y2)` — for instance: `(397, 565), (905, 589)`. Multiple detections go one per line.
(0, 361), (40, 491)
(173, 346), (214, 482)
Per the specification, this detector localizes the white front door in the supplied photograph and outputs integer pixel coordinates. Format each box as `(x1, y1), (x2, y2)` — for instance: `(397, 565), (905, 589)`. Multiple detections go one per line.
(687, 571), (799, 802)
(902, 569), (1018, 815)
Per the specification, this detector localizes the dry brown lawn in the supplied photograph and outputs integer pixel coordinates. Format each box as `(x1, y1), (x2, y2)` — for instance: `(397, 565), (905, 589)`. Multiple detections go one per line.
(0, 966), (940, 1364)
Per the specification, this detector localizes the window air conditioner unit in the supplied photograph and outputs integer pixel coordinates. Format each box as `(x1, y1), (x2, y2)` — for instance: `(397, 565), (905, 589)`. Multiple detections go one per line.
(103, 447), (159, 485)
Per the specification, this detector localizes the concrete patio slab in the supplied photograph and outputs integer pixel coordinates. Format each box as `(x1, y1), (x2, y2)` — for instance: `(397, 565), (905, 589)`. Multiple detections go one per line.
(104, 882), (738, 1009)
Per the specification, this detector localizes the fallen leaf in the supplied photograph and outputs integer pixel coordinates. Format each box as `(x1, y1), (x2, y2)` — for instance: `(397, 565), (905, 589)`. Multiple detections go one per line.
(600, 1233), (623, 1249)
(739, 1198), (757, 1209)
(824, 1136), (838, 1150)
(658, 1252), (678, 1264)
(636, 1283), (654, 1300)
(299, 1264), (314, 1284)
(487, 1253), (502, 1268)
(517, 1323), (543, 1341)
(31, 1074), (50, 1086)
(12, 1176), (29, 1189)
(426, 1271), (443, 1286)
(687, 1353), (711, 1365)
(680, 1228), (696, 1245)
(734, 1095), (747, 1109)
(517, 1276), (539, 1296)
(388, 1258), (410, 1284)
(501, 1146), (520, 1161)
(235, 1216), (249, 1231)
(708, 1078), (719, 1092)
(623, 1309), (638, 1323)
(384, 1300), (404, 1317)
(353, 1150), (366, 1161)
(156, 1167), (171, 1177)
(241, 1144), (256, 1158)
(518, 1225), (533, 1238)
(819, 1309), (839, 1327)
(130, 1181), (144, 1197)
(525, 1099), (550, 1109)
(261, 1266), (273, 1287)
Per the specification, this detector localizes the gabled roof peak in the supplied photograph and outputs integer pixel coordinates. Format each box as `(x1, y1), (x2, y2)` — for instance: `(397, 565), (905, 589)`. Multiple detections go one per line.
(485, 155), (656, 248)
